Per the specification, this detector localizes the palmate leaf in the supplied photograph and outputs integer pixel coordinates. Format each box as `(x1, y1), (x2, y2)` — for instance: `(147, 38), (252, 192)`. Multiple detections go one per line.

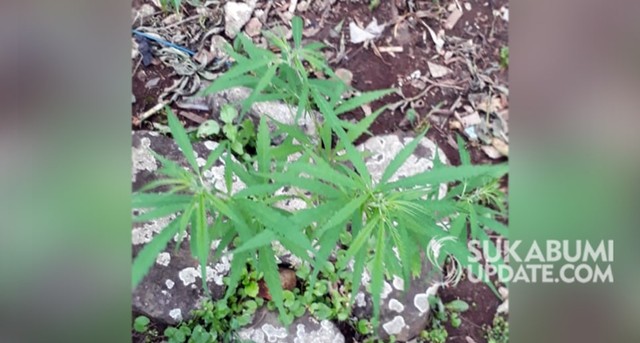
(379, 129), (428, 185)
(166, 107), (200, 175)
(132, 215), (183, 289)
(310, 88), (372, 186)
(382, 164), (509, 191)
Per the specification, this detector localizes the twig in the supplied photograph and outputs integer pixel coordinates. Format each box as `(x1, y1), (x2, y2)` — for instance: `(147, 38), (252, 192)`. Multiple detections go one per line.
(132, 56), (143, 76)
(134, 101), (171, 126)
(163, 14), (201, 30)
(424, 78), (465, 90)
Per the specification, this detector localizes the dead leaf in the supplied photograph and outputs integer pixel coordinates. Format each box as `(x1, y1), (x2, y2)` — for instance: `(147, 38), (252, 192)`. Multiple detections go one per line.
(178, 111), (207, 124)
(378, 46), (403, 53)
(460, 112), (481, 127)
(481, 145), (502, 159)
(444, 9), (463, 30)
(491, 138), (509, 156)
(428, 61), (452, 78)
(335, 68), (353, 86)
(449, 120), (462, 130)
(424, 24), (445, 53)
(349, 18), (385, 43)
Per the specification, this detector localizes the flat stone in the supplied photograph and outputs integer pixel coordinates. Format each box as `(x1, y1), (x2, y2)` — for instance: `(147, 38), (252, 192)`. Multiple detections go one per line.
(224, 1), (254, 38)
(237, 308), (345, 343)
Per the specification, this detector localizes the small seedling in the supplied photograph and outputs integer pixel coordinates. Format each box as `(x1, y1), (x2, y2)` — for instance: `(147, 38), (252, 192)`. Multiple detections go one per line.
(133, 315), (150, 333)
(500, 46), (509, 68)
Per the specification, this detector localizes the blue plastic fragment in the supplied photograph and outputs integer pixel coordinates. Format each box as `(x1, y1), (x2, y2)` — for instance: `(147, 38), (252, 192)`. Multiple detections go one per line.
(132, 30), (196, 56)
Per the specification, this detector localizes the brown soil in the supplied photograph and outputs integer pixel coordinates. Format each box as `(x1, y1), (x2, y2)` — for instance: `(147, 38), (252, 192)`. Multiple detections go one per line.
(439, 278), (502, 343)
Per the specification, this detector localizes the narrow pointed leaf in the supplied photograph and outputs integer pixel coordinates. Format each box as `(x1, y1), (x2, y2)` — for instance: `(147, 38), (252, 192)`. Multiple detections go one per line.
(166, 108), (200, 174)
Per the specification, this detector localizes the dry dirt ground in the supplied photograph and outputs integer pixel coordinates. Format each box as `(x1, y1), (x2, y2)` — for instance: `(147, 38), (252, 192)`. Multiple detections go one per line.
(131, 0), (509, 342)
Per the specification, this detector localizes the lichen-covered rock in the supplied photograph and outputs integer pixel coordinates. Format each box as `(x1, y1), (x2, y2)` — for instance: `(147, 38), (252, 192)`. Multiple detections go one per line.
(237, 308), (344, 343)
(132, 131), (241, 325)
(351, 134), (449, 341)
(357, 133), (449, 198)
(352, 261), (442, 342)
(224, 1), (255, 38)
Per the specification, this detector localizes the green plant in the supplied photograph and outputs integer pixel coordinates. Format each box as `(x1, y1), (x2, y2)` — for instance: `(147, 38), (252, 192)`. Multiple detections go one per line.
(485, 315), (509, 343)
(158, 0), (182, 13)
(197, 104), (257, 161)
(269, 90), (508, 327)
(133, 315), (151, 333)
(133, 16), (508, 336)
(500, 46), (509, 68)
(419, 327), (448, 343)
(200, 16), (392, 122)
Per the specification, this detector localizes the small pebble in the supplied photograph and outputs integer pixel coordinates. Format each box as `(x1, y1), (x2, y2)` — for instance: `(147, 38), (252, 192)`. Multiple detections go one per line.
(335, 68), (353, 86)
(244, 17), (262, 37)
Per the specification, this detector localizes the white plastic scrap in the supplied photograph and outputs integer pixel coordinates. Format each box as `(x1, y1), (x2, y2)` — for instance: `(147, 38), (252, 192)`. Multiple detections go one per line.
(349, 18), (385, 44)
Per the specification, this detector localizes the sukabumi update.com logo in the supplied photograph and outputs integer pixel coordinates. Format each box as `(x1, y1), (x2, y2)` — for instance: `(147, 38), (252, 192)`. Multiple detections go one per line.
(464, 239), (614, 284)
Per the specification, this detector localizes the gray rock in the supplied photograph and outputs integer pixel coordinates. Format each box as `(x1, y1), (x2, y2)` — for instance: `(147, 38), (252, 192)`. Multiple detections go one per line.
(224, 1), (255, 38)
(352, 261), (442, 342)
(357, 133), (449, 198)
(132, 131), (242, 325)
(237, 308), (345, 343)
(350, 134), (449, 341)
(210, 35), (230, 59)
(244, 17), (262, 37)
